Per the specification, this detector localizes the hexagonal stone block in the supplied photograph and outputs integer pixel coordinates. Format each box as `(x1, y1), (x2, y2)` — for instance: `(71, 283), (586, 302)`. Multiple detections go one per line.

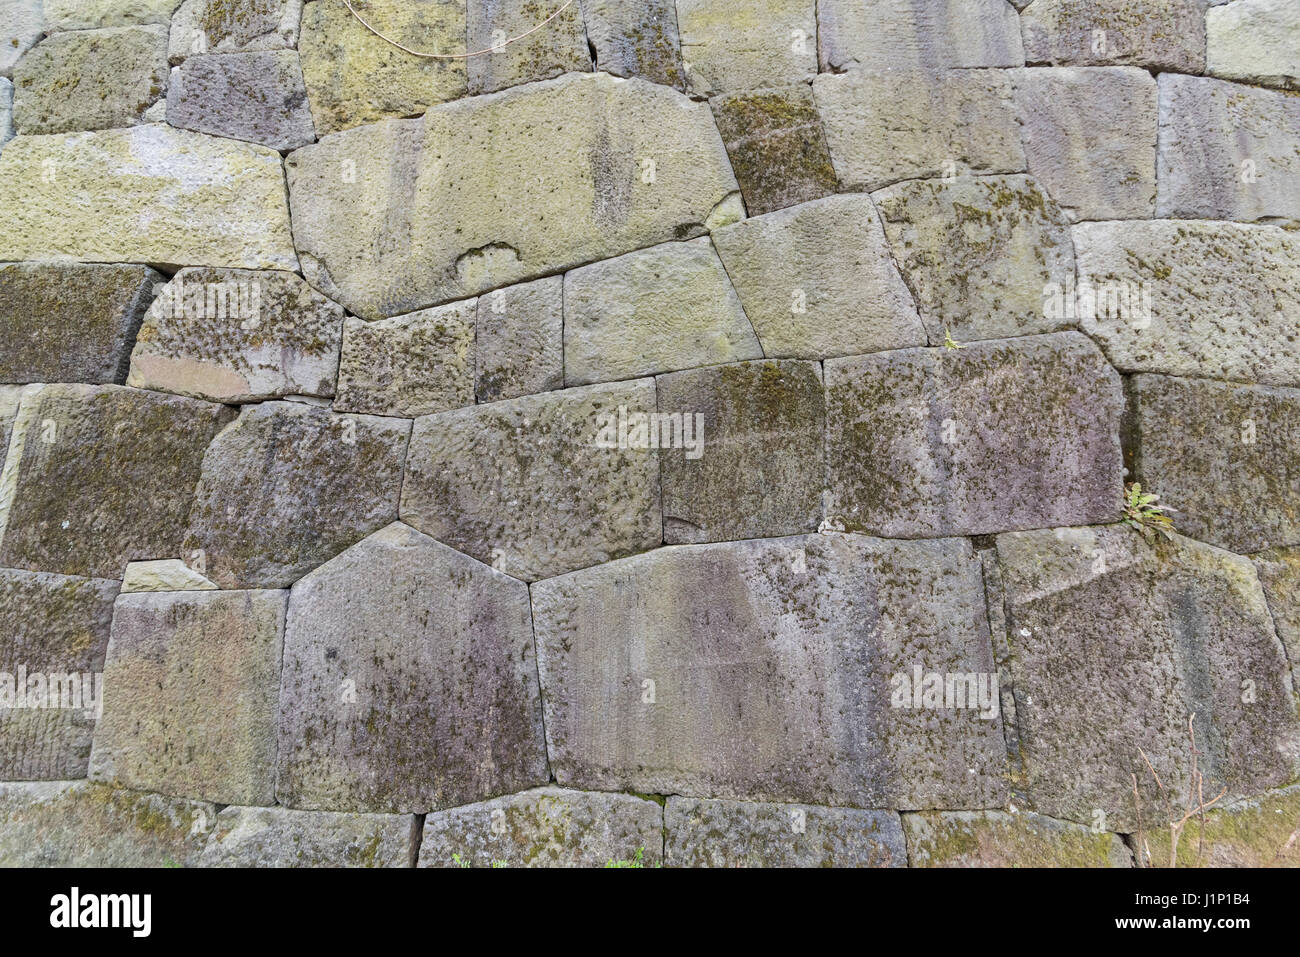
(474, 277), (562, 403)
(1021, 0), (1206, 72)
(666, 798), (905, 868)
(872, 175), (1076, 343)
(579, 0), (685, 89)
(1208, 0), (1299, 90)
(169, 0), (303, 61)
(676, 0), (816, 97)
(532, 534), (1008, 808)
(995, 525), (1300, 831)
(1137, 785), (1300, 867)
(199, 805), (413, 867)
(0, 384), (235, 579)
(657, 359), (824, 544)
(0, 0), (43, 78)
(904, 810), (1132, 867)
(467, 0), (591, 95)
(817, 0), (1023, 72)
(419, 788), (662, 867)
(813, 69), (1024, 192)
(1126, 374), (1300, 553)
(167, 50), (315, 151)
(0, 569), (119, 780)
(825, 333), (1124, 538)
(276, 523), (547, 813)
(0, 262), (162, 385)
(90, 589), (287, 806)
(1252, 547), (1300, 687)
(184, 401), (411, 589)
(400, 379), (661, 582)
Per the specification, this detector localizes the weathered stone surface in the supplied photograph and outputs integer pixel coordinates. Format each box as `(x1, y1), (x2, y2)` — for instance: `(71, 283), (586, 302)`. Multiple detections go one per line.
(0, 384), (234, 579)
(0, 0), (43, 78)
(1075, 221), (1300, 387)
(813, 69), (1024, 191)
(0, 78), (11, 148)
(711, 194), (924, 359)
(128, 267), (344, 403)
(1126, 374), (1300, 553)
(676, 0), (816, 96)
(167, 50), (315, 150)
(657, 360), (824, 544)
(400, 379), (660, 581)
(0, 125), (299, 269)
(298, 0), (466, 135)
(0, 262), (162, 385)
(0, 569), (119, 780)
(475, 277), (563, 403)
(0, 781), (215, 867)
(1252, 547), (1300, 687)
(121, 559), (217, 592)
(533, 534), (1008, 807)
(579, 0), (685, 89)
(666, 798), (906, 868)
(0, 386), (24, 473)
(710, 85), (837, 216)
(818, 0), (1023, 72)
(1157, 74), (1300, 224)
(90, 589), (286, 805)
(1138, 785), (1300, 867)
(420, 787), (662, 867)
(334, 300), (476, 417)
(44, 0), (179, 31)
(199, 804), (412, 867)
(1021, 0), (1206, 72)
(184, 401), (410, 589)
(904, 810), (1132, 867)
(1208, 0), (1299, 90)
(1013, 67), (1158, 221)
(286, 72), (739, 319)
(169, 0), (302, 61)
(873, 175), (1075, 343)
(825, 333), (1123, 537)
(564, 239), (761, 385)
(276, 523), (547, 813)
(995, 525), (1300, 831)
(467, 0), (591, 94)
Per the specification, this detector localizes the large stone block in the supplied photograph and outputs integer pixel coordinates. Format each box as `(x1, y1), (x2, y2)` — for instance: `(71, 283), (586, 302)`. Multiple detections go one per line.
(89, 589), (287, 806)
(474, 277), (563, 403)
(121, 559), (216, 593)
(466, 0), (591, 94)
(400, 379), (661, 582)
(0, 384), (235, 579)
(0, 0), (44, 78)
(817, 0), (1023, 72)
(0, 124), (300, 270)
(286, 72), (739, 319)
(1137, 785), (1300, 867)
(825, 333), (1124, 537)
(44, 0), (179, 31)
(169, 0), (303, 61)
(1021, 0), (1206, 72)
(1251, 547), (1300, 687)
(184, 401), (410, 589)
(675, 0), (816, 96)
(532, 534), (1008, 807)
(904, 810), (1132, 867)
(1207, 0), (1299, 90)
(199, 805), (413, 867)
(579, 0), (685, 89)
(167, 50), (316, 151)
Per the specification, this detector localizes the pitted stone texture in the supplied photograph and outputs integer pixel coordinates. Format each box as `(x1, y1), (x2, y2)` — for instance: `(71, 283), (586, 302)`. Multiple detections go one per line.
(467, 0), (591, 94)
(1127, 374), (1300, 553)
(0, 125), (299, 270)
(12, 25), (168, 135)
(1013, 67), (1158, 221)
(666, 798), (906, 868)
(817, 0), (1023, 72)
(1138, 785), (1300, 867)
(0, 385), (234, 579)
(128, 268), (344, 403)
(904, 810), (1132, 867)
(1208, 0), (1299, 90)
(298, 0), (466, 135)
(0, 78), (12, 148)
(419, 787), (662, 867)
(996, 525), (1300, 831)
(1075, 222), (1300, 387)
(0, 263), (162, 385)
(1021, 0), (1206, 72)
(121, 559), (217, 592)
(825, 334), (1123, 537)
(475, 277), (563, 403)
(286, 72), (739, 320)
(532, 534), (1008, 808)
(44, 0), (179, 30)
(199, 805), (412, 867)
(711, 194), (924, 359)
(89, 589), (286, 806)
(579, 0), (685, 89)
(873, 175), (1075, 343)
(657, 360), (824, 544)
(1157, 74), (1300, 224)
(276, 523), (547, 814)
(400, 379), (661, 582)
(169, 0), (303, 61)
(167, 51), (315, 150)
(0, 781), (215, 867)
(710, 85), (837, 216)
(0, 0), (44, 78)
(334, 300), (476, 417)
(814, 69), (1024, 192)
(1252, 547), (1300, 686)
(184, 401), (410, 589)
(563, 239), (761, 386)
(0, 569), (119, 780)
(676, 0), (815, 97)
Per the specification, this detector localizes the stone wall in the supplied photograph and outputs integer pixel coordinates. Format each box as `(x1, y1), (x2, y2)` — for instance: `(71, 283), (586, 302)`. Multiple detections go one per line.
(0, 0), (1298, 867)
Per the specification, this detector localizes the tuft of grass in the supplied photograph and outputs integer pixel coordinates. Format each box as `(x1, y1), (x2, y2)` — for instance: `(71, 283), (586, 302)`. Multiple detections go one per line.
(943, 327), (963, 350)
(1123, 482), (1176, 541)
(605, 847), (646, 868)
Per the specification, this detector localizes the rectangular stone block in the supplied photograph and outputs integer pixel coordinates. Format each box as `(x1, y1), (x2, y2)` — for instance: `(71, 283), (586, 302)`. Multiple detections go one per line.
(817, 0), (1024, 72)
(579, 0), (685, 89)
(166, 50), (316, 151)
(44, 0), (179, 31)
(904, 810), (1132, 867)
(474, 277), (563, 404)
(467, 0), (591, 95)
(1021, 0), (1206, 72)
(169, 0), (303, 61)
(676, 0), (816, 96)
(1207, 0), (1299, 90)
(199, 805), (413, 867)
